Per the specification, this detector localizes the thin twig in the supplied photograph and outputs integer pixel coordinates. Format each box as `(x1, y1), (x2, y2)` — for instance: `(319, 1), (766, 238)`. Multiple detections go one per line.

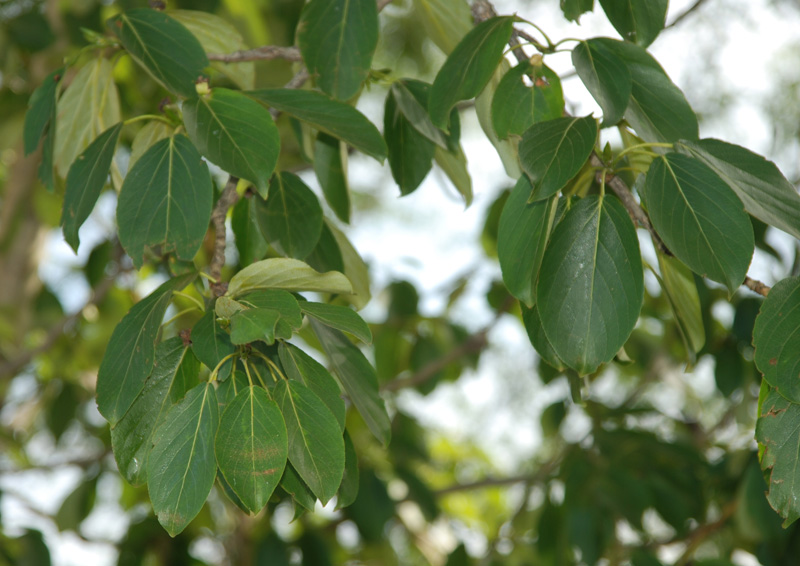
(209, 175), (240, 292)
(744, 276), (770, 297)
(207, 45), (301, 63)
(666, 0), (710, 29)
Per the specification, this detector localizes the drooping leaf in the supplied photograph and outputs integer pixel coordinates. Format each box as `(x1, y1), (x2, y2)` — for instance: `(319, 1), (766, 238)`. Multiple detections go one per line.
(129, 121), (172, 169)
(475, 59), (522, 178)
(183, 88), (279, 198)
(246, 89), (386, 162)
(336, 431), (360, 509)
(147, 382), (219, 536)
(326, 222), (371, 309)
(656, 254), (705, 363)
(117, 135), (213, 268)
(107, 8), (209, 98)
(274, 379), (345, 505)
(306, 223), (346, 274)
(520, 116), (598, 202)
(314, 133), (350, 223)
(311, 321), (390, 445)
(192, 308), (236, 381)
(429, 16), (516, 129)
(435, 144), (473, 207)
(598, 0), (668, 47)
(384, 85), (436, 195)
(536, 195), (644, 375)
(411, 0), (472, 54)
(642, 153), (754, 293)
(522, 305), (567, 371)
(227, 258), (353, 298)
(391, 81), (449, 149)
(300, 302), (372, 344)
(280, 464), (317, 513)
(572, 40), (631, 127)
(296, 0), (379, 100)
(491, 61), (564, 139)
(96, 275), (194, 426)
(61, 122), (122, 252)
(24, 66), (62, 155)
(561, 0), (595, 21)
(216, 386), (288, 514)
(230, 308), (281, 345)
(112, 337), (199, 486)
(232, 196), (268, 267)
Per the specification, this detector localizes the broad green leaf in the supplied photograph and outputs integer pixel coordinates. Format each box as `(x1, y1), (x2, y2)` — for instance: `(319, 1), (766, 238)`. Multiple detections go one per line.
(598, 0), (668, 47)
(280, 464), (317, 513)
(216, 386), (287, 514)
(183, 88), (279, 198)
(246, 89), (386, 162)
(238, 289), (302, 340)
(274, 379), (345, 505)
(107, 8), (209, 98)
(111, 337), (199, 486)
(753, 277), (800, 402)
(327, 222), (371, 309)
(61, 122), (122, 252)
(536, 195), (644, 375)
(232, 196), (268, 267)
(435, 145), (473, 207)
(520, 116), (598, 202)
(227, 258), (353, 298)
(170, 10), (254, 90)
(642, 153), (754, 293)
(314, 133), (350, 223)
(147, 382), (219, 536)
(384, 85), (436, 195)
(306, 223), (346, 274)
(676, 138), (800, 240)
(429, 16), (515, 129)
(311, 321), (390, 445)
(217, 371), (250, 413)
(476, 59), (522, 178)
(522, 305), (566, 371)
(192, 308), (236, 381)
(572, 40), (631, 127)
(254, 172), (322, 259)
(391, 81), (449, 149)
(411, 0), (472, 54)
(297, 0), (378, 100)
(24, 67), (62, 155)
(278, 342), (345, 431)
(230, 308), (281, 345)
(657, 254), (705, 362)
(54, 58), (120, 177)
(756, 386), (800, 526)
(491, 62), (564, 139)
(129, 121), (171, 169)
(97, 275), (193, 426)
(336, 431), (359, 509)
(498, 176), (558, 306)
(561, 0), (594, 21)
(117, 135), (213, 268)
(300, 302), (372, 344)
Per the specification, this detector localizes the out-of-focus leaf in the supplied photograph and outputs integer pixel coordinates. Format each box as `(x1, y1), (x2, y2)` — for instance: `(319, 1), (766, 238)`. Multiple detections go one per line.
(598, 0), (668, 47)
(411, 0), (472, 54)
(561, 0), (594, 21)
(326, 221), (371, 309)
(314, 133), (350, 223)
(337, 431), (359, 509)
(24, 67), (62, 155)
(657, 254), (705, 362)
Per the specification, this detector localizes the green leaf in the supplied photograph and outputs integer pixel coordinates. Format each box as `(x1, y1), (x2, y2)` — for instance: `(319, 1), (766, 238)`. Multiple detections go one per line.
(253, 172), (322, 259)
(216, 386), (288, 514)
(278, 342), (346, 431)
(107, 8), (209, 99)
(536, 195), (644, 375)
(129, 121), (172, 170)
(147, 382), (219, 536)
(656, 254), (705, 362)
(491, 62), (564, 139)
(520, 116), (598, 202)
(61, 122), (122, 252)
(306, 222), (346, 274)
(55, 475), (97, 532)
(183, 88), (279, 198)
(111, 337), (199, 486)
(217, 370), (250, 413)
(498, 176), (558, 306)
(117, 135), (213, 268)
(391, 81), (449, 149)
(230, 308), (281, 345)
(296, 0), (378, 100)
(246, 89), (386, 162)
(300, 302), (372, 344)
(24, 67), (62, 155)
(756, 386), (800, 526)
(97, 275), (194, 426)
(435, 145), (473, 207)
(274, 379), (345, 505)
(411, 0), (472, 54)
(326, 222), (371, 309)
(170, 9), (254, 90)
(475, 60), (522, 178)
(314, 133), (350, 223)
(675, 138), (800, 240)
(429, 16), (515, 129)
(642, 153), (754, 293)
(192, 308), (236, 381)
(227, 258), (353, 298)
(522, 305), (566, 371)
(237, 289), (303, 335)
(598, 0), (667, 47)
(232, 196), (268, 267)
(311, 321), (390, 445)
(572, 40), (631, 127)
(336, 431), (360, 509)
(561, 0), (595, 21)
(280, 464), (317, 513)
(384, 85), (436, 195)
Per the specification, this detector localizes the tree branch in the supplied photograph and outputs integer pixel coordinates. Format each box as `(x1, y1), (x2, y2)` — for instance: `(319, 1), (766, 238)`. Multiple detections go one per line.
(744, 276), (770, 297)
(666, 0), (710, 29)
(207, 45), (301, 63)
(209, 175), (240, 292)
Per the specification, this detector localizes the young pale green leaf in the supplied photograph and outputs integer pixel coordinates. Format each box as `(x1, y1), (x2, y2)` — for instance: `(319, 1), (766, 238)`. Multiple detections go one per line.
(246, 89), (386, 162)
(107, 9), (208, 99)
(434, 145), (473, 207)
(230, 308), (281, 345)
(676, 138), (800, 240)
(491, 62), (564, 139)
(280, 464), (317, 513)
(561, 0), (595, 21)
(227, 258), (353, 298)
(643, 153), (754, 294)
(537, 196), (644, 375)
(598, 0), (667, 47)
(572, 40), (631, 127)
(117, 135), (213, 268)
(170, 10), (254, 90)
(238, 290), (303, 329)
(54, 58), (120, 177)
(384, 85), (436, 195)
(391, 81), (449, 149)
(274, 379), (345, 505)
(429, 17), (515, 129)
(314, 133), (350, 224)
(497, 176), (558, 307)
(756, 386), (800, 526)
(129, 121), (172, 170)
(192, 308), (236, 381)
(278, 342), (345, 431)
(97, 275), (194, 426)
(183, 88), (279, 198)
(520, 116), (598, 202)
(215, 296), (246, 319)
(326, 222), (371, 309)
(216, 386), (288, 514)
(24, 67), (62, 155)
(337, 431), (360, 509)
(232, 196), (268, 267)
(147, 382), (219, 537)
(521, 305), (567, 371)
(475, 59), (522, 178)
(411, 0), (472, 54)
(656, 254), (705, 362)
(311, 321), (390, 445)
(296, 0), (378, 100)
(300, 302), (372, 344)
(253, 172), (322, 259)
(61, 122), (122, 252)
(111, 337), (199, 486)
